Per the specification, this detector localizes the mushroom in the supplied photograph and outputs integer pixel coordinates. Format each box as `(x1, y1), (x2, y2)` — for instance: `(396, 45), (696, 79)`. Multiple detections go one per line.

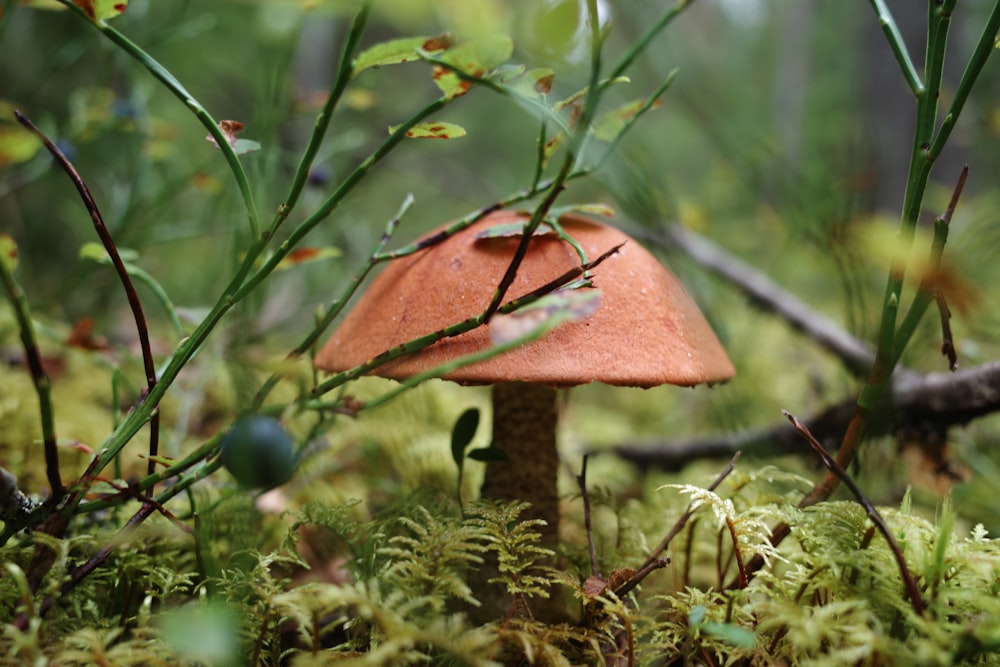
(314, 210), (734, 544)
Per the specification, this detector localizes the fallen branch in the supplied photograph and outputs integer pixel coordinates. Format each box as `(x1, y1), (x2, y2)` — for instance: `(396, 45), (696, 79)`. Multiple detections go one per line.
(610, 361), (1000, 470)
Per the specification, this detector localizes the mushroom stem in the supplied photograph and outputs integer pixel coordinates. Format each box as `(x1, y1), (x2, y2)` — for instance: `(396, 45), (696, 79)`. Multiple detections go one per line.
(482, 381), (560, 545)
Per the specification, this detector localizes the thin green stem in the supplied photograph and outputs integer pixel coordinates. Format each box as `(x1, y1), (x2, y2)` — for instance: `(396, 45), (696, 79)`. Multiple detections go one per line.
(54, 0), (260, 238)
(607, 0), (693, 81)
(930, 1), (1000, 159)
(0, 248), (62, 498)
(867, 0), (925, 95)
(274, 3), (371, 230)
(892, 165), (967, 365)
(310, 242), (619, 399)
(233, 96), (451, 303)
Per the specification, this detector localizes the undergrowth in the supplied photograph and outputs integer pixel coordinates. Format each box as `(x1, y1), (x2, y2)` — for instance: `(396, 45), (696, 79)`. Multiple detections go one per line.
(2, 469), (997, 665)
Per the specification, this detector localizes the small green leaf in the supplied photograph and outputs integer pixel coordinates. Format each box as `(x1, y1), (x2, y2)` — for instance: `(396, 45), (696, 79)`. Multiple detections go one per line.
(388, 121), (467, 139)
(467, 446), (508, 463)
(592, 97), (662, 142)
(231, 139), (261, 155)
(688, 605), (708, 625)
(494, 66), (556, 98)
(353, 34), (453, 75)
(554, 76), (630, 112)
(450, 408), (480, 467)
(700, 621), (757, 649)
(474, 221), (558, 240)
(0, 234), (19, 272)
(431, 35), (513, 99)
(79, 241), (139, 264)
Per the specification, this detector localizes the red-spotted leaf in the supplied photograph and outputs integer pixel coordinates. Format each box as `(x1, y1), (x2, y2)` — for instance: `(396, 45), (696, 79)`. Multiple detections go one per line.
(592, 97), (663, 142)
(205, 120), (260, 156)
(431, 35), (513, 99)
(72, 0), (127, 21)
(489, 288), (601, 345)
(353, 34), (453, 75)
(554, 76), (630, 112)
(493, 66), (555, 98)
(389, 121), (466, 139)
(274, 246), (342, 271)
(0, 233), (18, 272)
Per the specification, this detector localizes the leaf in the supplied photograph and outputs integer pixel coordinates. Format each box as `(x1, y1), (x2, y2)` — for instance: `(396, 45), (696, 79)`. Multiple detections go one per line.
(554, 76), (630, 112)
(430, 35), (513, 99)
(274, 246), (342, 271)
(450, 408), (480, 467)
(700, 621), (757, 649)
(0, 124), (43, 166)
(79, 241), (139, 264)
(388, 121), (467, 139)
(494, 66), (556, 98)
(489, 288), (601, 345)
(466, 446), (507, 463)
(206, 120), (260, 155)
(0, 233), (18, 272)
(353, 34), (453, 75)
(551, 203), (616, 219)
(72, 0), (128, 22)
(474, 221), (558, 240)
(592, 97), (662, 142)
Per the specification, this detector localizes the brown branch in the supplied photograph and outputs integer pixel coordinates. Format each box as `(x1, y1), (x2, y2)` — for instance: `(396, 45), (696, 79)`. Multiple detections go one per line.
(655, 223), (875, 377)
(610, 361), (1000, 470)
(783, 410), (925, 616)
(14, 110), (161, 489)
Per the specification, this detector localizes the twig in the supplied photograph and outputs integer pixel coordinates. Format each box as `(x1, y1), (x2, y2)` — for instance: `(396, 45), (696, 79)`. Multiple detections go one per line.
(725, 517), (748, 589)
(613, 453), (740, 598)
(611, 361), (1000, 469)
(14, 111), (162, 490)
(0, 237), (63, 498)
(576, 455), (601, 579)
(782, 410), (926, 617)
(656, 223), (875, 377)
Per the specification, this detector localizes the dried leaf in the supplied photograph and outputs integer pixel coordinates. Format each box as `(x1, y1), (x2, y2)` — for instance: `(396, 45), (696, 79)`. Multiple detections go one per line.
(274, 246), (342, 271)
(583, 575), (607, 598)
(206, 120), (260, 155)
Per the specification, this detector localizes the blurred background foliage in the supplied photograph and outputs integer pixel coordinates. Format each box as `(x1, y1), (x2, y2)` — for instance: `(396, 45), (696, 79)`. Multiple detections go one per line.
(1, 0), (999, 532)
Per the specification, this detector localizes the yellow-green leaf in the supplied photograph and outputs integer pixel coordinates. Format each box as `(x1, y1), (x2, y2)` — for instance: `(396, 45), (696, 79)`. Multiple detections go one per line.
(431, 34), (513, 99)
(353, 34), (453, 75)
(0, 125), (43, 166)
(388, 121), (467, 139)
(495, 66), (555, 99)
(72, 0), (128, 22)
(0, 234), (19, 272)
(592, 97), (662, 142)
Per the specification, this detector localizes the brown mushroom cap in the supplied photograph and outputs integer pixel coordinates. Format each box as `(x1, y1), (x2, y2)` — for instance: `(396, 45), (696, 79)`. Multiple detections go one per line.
(314, 210), (735, 387)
